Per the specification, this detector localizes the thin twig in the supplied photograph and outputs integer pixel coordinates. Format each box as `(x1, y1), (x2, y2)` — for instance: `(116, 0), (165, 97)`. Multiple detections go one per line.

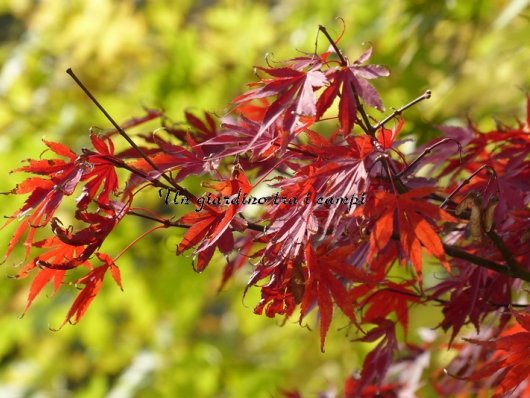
(96, 153), (173, 191)
(396, 138), (463, 179)
(372, 90), (431, 131)
(66, 68), (184, 192)
(318, 25), (347, 66)
(440, 164), (498, 209)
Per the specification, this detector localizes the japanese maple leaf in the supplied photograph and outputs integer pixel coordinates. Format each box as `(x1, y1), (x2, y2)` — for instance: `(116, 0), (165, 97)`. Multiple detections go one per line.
(232, 63), (327, 150)
(1, 133), (123, 263)
(236, 97), (269, 122)
(54, 252), (123, 329)
(376, 115), (405, 150)
(176, 209), (234, 272)
(316, 45), (389, 134)
(8, 203), (127, 317)
(182, 110), (218, 141)
(76, 133), (120, 209)
(429, 265), (503, 346)
(248, 259), (299, 320)
(204, 115), (282, 160)
(455, 308), (530, 397)
(257, 202), (318, 270)
(127, 131), (218, 183)
(272, 150), (370, 237)
(12, 236), (90, 317)
(301, 244), (377, 351)
(361, 281), (421, 336)
(358, 186), (457, 283)
(317, 156), (370, 233)
(1, 139), (84, 262)
(160, 111), (222, 157)
(37, 201), (129, 270)
(353, 318), (398, 395)
(176, 165), (252, 271)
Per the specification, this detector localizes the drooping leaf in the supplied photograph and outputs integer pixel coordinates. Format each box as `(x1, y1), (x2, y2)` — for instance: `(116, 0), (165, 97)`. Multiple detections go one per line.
(357, 187), (457, 283)
(353, 319), (398, 394)
(316, 46), (389, 134)
(301, 244), (377, 351)
(53, 253), (123, 329)
(456, 308), (530, 397)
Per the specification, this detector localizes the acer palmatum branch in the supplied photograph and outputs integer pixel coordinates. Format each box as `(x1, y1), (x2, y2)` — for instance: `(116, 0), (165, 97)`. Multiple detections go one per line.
(372, 90), (432, 131)
(67, 68), (198, 200)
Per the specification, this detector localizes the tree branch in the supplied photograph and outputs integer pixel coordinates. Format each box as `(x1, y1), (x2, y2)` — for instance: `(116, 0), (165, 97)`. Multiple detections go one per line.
(67, 68), (197, 200)
(442, 241), (530, 282)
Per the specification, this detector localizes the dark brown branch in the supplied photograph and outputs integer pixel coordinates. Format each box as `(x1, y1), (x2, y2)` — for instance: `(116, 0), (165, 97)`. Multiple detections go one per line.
(442, 241), (530, 282)
(67, 69), (168, 181)
(383, 231), (530, 282)
(350, 82), (376, 138)
(318, 25), (347, 66)
(67, 68), (197, 200)
(485, 229), (527, 278)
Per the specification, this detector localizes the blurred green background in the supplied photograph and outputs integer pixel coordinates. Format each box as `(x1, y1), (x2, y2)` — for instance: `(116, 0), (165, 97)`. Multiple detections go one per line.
(0, 0), (529, 397)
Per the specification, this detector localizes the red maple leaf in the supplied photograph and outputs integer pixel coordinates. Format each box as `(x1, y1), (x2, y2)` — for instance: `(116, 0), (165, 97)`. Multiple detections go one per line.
(1, 139), (85, 262)
(357, 187), (457, 283)
(37, 201), (129, 270)
(127, 132), (217, 183)
(76, 133), (120, 209)
(13, 236), (90, 317)
(1, 133), (124, 263)
(232, 60), (327, 151)
(376, 115), (405, 150)
(301, 244), (377, 351)
(454, 308), (530, 397)
(361, 281), (421, 336)
(353, 318), (398, 394)
(176, 165), (252, 271)
(206, 115), (284, 160)
(54, 252), (123, 329)
(249, 258), (300, 320)
(316, 45), (389, 134)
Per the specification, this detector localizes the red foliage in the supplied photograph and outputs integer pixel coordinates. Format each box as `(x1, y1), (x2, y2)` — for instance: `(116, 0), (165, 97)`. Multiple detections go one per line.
(449, 308), (530, 397)
(3, 23), (530, 397)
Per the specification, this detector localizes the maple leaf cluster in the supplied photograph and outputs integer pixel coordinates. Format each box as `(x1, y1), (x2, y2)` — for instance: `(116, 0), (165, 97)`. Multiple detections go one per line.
(3, 23), (530, 397)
